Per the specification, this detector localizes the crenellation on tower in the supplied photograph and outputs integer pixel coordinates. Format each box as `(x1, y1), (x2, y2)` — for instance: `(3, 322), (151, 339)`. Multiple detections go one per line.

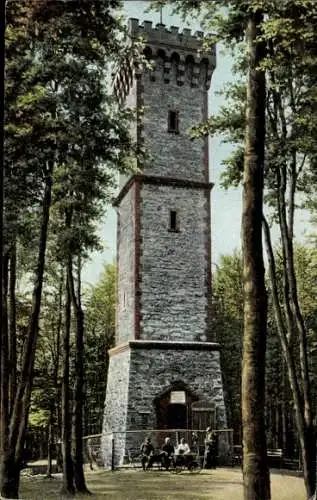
(113, 19), (216, 102)
(128, 18), (210, 55)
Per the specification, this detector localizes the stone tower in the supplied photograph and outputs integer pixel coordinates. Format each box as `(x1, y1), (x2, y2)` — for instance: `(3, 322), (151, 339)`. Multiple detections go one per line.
(102, 19), (226, 466)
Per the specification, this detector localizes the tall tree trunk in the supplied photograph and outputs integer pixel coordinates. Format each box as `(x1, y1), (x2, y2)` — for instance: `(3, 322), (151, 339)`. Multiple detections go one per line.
(267, 53), (315, 496)
(277, 168), (315, 497)
(1, 252), (9, 448)
(263, 217), (316, 499)
(281, 365), (287, 456)
(277, 162), (312, 427)
(313, 436), (317, 500)
(8, 242), (17, 415)
(50, 266), (63, 472)
(1, 169), (52, 499)
(46, 405), (54, 478)
(0, 253), (9, 496)
(50, 267), (63, 475)
(60, 275), (75, 495)
(68, 255), (89, 493)
(241, 10), (270, 500)
(0, 0), (6, 470)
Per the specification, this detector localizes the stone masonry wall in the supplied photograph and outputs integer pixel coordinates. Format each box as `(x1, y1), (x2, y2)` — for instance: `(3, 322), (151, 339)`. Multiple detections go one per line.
(102, 343), (227, 467)
(117, 187), (135, 343)
(139, 183), (209, 341)
(126, 347), (226, 429)
(102, 348), (131, 467)
(119, 80), (137, 191)
(141, 69), (206, 182)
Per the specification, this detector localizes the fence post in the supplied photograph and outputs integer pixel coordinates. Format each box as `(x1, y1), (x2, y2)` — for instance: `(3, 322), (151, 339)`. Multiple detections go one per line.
(111, 433), (115, 471)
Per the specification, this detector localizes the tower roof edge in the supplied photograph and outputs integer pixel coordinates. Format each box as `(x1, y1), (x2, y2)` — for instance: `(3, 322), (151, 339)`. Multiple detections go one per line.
(128, 18), (215, 59)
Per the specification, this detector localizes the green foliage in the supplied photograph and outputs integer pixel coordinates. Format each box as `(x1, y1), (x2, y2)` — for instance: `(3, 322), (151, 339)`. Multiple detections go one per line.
(4, 2), (141, 473)
(27, 263), (64, 432)
(27, 260), (116, 437)
(212, 252), (243, 442)
(28, 406), (50, 429)
(213, 246), (317, 449)
(292, 247), (317, 392)
(84, 263), (116, 434)
(5, 0), (139, 265)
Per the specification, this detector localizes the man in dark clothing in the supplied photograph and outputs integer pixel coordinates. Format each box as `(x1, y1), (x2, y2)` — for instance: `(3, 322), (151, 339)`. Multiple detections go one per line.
(204, 427), (213, 469)
(140, 437), (154, 471)
(204, 428), (218, 469)
(210, 431), (218, 468)
(160, 437), (175, 469)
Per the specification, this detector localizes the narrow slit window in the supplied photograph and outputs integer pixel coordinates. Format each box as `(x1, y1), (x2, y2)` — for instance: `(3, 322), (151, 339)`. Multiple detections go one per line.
(168, 110), (179, 133)
(170, 210), (178, 231)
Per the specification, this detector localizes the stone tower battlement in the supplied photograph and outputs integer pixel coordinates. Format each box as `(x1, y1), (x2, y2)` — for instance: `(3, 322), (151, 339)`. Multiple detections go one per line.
(128, 18), (213, 55)
(113, 18), (216, 102)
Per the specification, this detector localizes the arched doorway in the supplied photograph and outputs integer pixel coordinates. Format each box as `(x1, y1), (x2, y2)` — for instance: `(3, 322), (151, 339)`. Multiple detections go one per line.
(154, 381), (199, 430)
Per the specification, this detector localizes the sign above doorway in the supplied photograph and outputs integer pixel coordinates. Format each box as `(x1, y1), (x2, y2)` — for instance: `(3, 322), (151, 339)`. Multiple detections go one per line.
(170, 391), (186, 404)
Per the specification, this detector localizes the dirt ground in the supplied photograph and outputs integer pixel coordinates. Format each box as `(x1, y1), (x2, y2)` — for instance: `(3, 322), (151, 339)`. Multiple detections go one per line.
(20, 467), (306, 499)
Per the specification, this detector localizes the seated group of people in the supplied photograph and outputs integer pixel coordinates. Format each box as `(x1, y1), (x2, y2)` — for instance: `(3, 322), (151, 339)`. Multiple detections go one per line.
(140, 436), (193, 471)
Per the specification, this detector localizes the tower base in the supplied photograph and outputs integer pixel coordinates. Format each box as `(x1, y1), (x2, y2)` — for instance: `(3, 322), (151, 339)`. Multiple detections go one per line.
(102, 340), (227, 467)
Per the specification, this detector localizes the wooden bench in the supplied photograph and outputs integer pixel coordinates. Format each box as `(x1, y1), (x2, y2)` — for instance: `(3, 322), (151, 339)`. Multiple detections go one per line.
(232, 445), (242, 466)
(267, 448), (283, 469)
(232, 447), (284, 469)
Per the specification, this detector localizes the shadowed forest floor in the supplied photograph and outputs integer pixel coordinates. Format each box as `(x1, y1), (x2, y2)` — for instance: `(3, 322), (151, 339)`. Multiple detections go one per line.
(20, 467), (305, 499)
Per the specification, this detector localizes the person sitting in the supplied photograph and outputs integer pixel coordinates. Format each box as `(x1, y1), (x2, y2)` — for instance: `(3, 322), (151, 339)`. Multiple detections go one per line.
(160, 437), (175, 470)
(175, 438), (190, 455)
(174, 438), (191, 467)
(145, 437), (175, 470)
(140, 437), (154, 471)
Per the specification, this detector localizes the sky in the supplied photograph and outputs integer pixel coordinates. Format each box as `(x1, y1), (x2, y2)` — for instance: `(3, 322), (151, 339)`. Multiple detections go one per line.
(82, 0), (309, 286)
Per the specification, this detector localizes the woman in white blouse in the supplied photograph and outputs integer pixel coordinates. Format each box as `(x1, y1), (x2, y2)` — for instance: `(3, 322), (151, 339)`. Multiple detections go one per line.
(175, 438), (190, 455)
